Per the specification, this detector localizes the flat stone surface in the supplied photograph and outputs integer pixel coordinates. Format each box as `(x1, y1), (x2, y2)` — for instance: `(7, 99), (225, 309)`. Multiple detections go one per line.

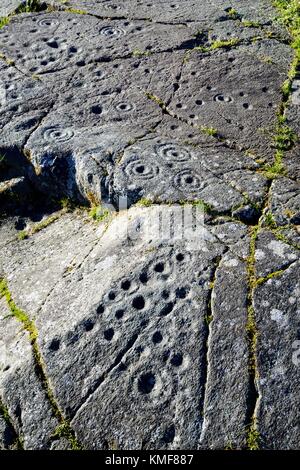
(255, 230), (299, 278)
(0, 413), (17, 450)
(0, 0), (22, 17)
(167, 48), (290, 161)
(0, 12), (194, 75)
(285, 147), (300, 181)
(269, 177), (300, 225)
(0, 206), (252, 449)
(254, 260), (300, 449)
(113, 135), (268, 213)
(0, 0), (299, 451)
(50, 0), (281, 26)
(0, 211), (101, 314)
(0, 297), (59, 449)
(199, 251), (249, 449)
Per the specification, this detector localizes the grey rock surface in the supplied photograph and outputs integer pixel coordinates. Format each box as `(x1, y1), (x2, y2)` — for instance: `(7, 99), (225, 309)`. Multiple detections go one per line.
(199, 251), (249, 449)
(0, 297), (60, 449)
(254, 261), (300, 449)
(269, 178), (300, 226)
(49, 0), (281, 27)
(0, 0), (299, 451)
(113, 136), (268, 213)
(0, 1), (23, 17)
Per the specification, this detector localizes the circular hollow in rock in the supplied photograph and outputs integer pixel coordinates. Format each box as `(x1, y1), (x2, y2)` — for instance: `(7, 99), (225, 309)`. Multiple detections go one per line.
(104, 328), (114, 341)
(132, 295), (145, 310)
(138, 372), (156, 394)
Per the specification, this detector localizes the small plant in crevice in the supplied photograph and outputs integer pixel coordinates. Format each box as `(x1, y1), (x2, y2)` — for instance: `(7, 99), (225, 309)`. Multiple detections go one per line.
(191, 199), (213, 214)
(262, 211), (277, 228)
(259, 55), (273, 64)
(271, 227), (300, 250)
(263, 151), (286, 179)
(16, 0), (46, 14)
(246, 425), (260, 450)
(18, 230), (28, 241)
(242, 19), (261, 28)
(272, 1), (300, 51)
(51, 422), (82, 450)
(199, 125), (219, 137)
(272, 0), (300, 158)
(0, 17), (10, 29)
(178, 198), (213, 214)
(274, 116), (297, 151)
(65, 8), (87, 15)
(211, 38), (240, 50)
(193, 38), (240, 54)
(89, 205), (112, 223)
(145, 92), (166, 110)
(136, 198), (153, 208)
(0, 278), (37, 341)
(132, 49), (152, 57)
(225, 8), (242, 21)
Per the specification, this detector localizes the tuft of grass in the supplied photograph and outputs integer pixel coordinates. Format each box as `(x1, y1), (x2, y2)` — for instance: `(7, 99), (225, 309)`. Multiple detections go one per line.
(89, 205), (112, 223)
(272, 1), (300, 99)
(65, 8), (87, 15)
(60, 197), (73, 209)
(271, 227), (300, 250)
(51, 423), (82, 450)
(136, 198), (153, 207)
(226, 8), (240, 20)
(242, 19), (261, 28)
(199, 125), (219, 137)
(281, 78), (292, 98)
(191, 199), (212, 214)
(247, 426), (260, 450)
(0, 16), (10, 29)
(132, 49), (152, 57)
(272, 1), (300, 43)
(18, 230), (28, 240)
(179, 199), (212, 214)
(263, 151), (286, 179)
(205, 312), (213, 326)
(210, 38), (240, 50)
(263, 211), (277, 228)
(192, 38), (240, 54)
(16, 0), (45, 13)
(274, 121), (297, 151)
